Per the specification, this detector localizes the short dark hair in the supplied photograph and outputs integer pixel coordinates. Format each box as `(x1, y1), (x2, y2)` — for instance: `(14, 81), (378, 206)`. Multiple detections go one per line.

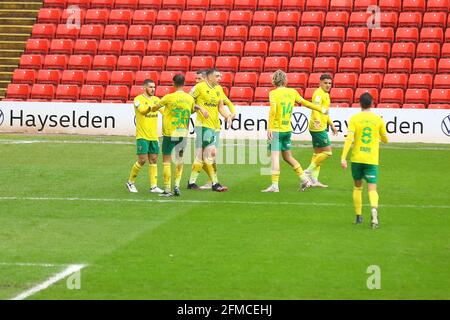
(143, 79), (155, 86)
(359, 93), (373, 109)
(173, 74), (185, 87)
(206, 68), (218, 76)
(320, 74), (332, 81)
(196, 70), (207, 76)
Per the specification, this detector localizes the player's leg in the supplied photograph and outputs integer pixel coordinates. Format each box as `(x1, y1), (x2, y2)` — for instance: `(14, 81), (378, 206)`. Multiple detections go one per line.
(262, 132), (281, 192)
(200, 130), (220, 190)
(365, 164), (379, 228)
(351, 162), (364, 224)
(204, 144), (227, 192)
(188, 127), (205, 189)
(160, 137), (174, 197)
(173, 138), (187, 196)
(148, 141), (163, 194)
(305, 131), (332, 187)
(126, 139), (149, 193)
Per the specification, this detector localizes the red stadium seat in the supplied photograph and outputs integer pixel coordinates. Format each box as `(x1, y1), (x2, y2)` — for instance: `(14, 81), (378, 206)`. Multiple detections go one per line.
(98, 40), (123, 56)
(221, 40), (244, 56)
(408, 73), (433, 89)
(258, 72), (273, 86)
(133, 10), (157, 24)
(358, 73), (384, 89)
(121, 40), (146, 56)
(93, 55), (118, 71)
(215, 56), (240, 72)
(210, 0), (233, 10)
(367, 42), (390, 59)
(159, 71), (178, 85)
(91, 0), (114, 8)
(152, 25), (176, 40)
(353, 0), (377, 11)
(269, 41), (292, 57)
(341, 42), (366, 58)
(277, 11), (301, 27)
(162, 0), (186, 10)
(19, 55), (43, 70)
(438, 58), (450, 73)
(303, 87), (315, 100)
(104, 85), (129, 102)
(330, 87), (353, 104)
(287, 73), (308, 89)
(317, 42), (342, 58)
(333, 73), (358, 89)
(306, 0), (328, 10)
(135, 70), (159, 84)
(354, 88), (379, 103)
(67, 55), (92, 70)
(128, 25), (152, 40)
(289, 57), (313, 73)
(405, 89), (429, 104)
(383, 73), (408, 89)
(104, 24), (128, 40)
(244, 41), (268, 57)
(55, 84), (79, 101)
(43, 0), (67, 8)
(297, 26), (321, 42)
(363, 57), (387, 73)
(258, 0), (281, 10)
(224, 26), (248, 42)
(229, 10), (254, 26)
(12, 69), (37, 85)
(313, 57), (337, 73)
(38, 8), (62, 24)
(130, 85), (144, 99)
(80, 85), (105, 101)
(301, 11), (325, 28)
(142, 56), (167, 70)
(338, 57), (362, 73)
(166, 56), (190, 71)
(219, 72), (233, 87)
(31, 84), (55, 100)
(252, 11), (277, 27)
(380, 12), (398, 28)
(249, 26), (272, 42)
(196, 41), (219, 56)
(234, 0), (257, 10)
(138, 0), (162, 10)
(349, 12), (371, 27)
(55, 24), (80, 40)
(398, 12), (422, 28)
(205, 10), (230, 26)
(371, 28), (395, 43)
(86, 70), (111, 85)
(282, 0), (305, 10)
(31, 24), (56, 39)
(322, 26), (346, 42)
(379, 88), (404, 104)
(191, 56), (215, 70)
(416, 43), (440, 59)
(61, 70), (85, 86)
(403, 0), (426, 12)
(434, 74), (450, 88)
(273, 26), (296, 42)
(85, 9), (109, 25)
(157, 10), (181, 25)
(423, 12), (447, 28)
(147, 40), (171, 56)
(36, 69), (61, 85)
(184, 71), (197, 85)
(413, 58), (437, 74)
(60, 7), (86, 24)
(330, 0), (353, 11)
(73, 39), (98, 55)
(346, 27), (369, 42)
(396, 27), (420, 43)
(6, 84), (30, 100)
(376, 103), (400, 108)
(379, 0), (401, 11)
(170, 40), (195, 56)
(200, 26), (224, 41)
(25, 39), (50, 55)
(240, 56), (264, 72)
(306, 73), (321, 87)
(117, 55), (141, 71)
(79, 25), (105, 40)
(264, 56), (288, 72)
(431, 89), (450, 103)
(229, 87), (254, 104)
(402, 103), (426, 109)
(325, 11), (349, 27)
(441, 43), (450, 58)
(388, 58), (412, 73)
(254, 87), (271, 102)
(420, 27), (444, 43)
(293, 41), (317, 58)
(67, 0), (90, 8)
(176, 25), (200, 41)
(391, 42), (416, 59)
(428, 104), (450, 109)
(43, 54), (68, 70)
(427, 0), (449, 12)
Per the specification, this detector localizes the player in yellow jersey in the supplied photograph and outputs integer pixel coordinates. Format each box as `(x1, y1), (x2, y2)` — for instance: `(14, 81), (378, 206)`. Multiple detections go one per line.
(151, 74), (208, 197)
(126, 79), (164, 194)
(187, 68), (231, 192)
(304, 74), (338, 188)
(341, 93), (388, 228)
(262, 70), (329, 193)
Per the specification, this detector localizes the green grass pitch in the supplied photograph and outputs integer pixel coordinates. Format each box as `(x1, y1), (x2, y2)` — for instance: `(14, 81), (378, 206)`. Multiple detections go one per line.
(0, 134), (448, 299)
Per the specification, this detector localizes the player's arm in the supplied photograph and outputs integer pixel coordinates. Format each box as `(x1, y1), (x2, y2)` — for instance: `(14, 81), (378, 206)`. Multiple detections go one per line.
(267, 93), (276, 140)
(379, 119), (388, 143)
(193, 104), (209, 119)
(341, 119), (355, 169)
(296, 92), (328, 114)
(327, 115), (338, 135)
(134, 99), (151, 115)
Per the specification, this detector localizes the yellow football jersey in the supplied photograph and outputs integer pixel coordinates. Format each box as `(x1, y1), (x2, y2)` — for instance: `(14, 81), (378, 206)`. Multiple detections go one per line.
(348, 112), (388, 165)
(269, 87), (323, 132)
(309, 87), (331, 132)
(133, 94), (160, 140)
(192, 81), (223, 130)
(160, 90), (195, 137)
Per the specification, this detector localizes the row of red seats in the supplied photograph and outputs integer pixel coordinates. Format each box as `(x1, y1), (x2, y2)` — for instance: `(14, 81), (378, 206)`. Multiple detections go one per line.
(11, 69), (450, 91)
(25, 38), (450, 60)
(36, 8), (450, 29)
(43, 0), (450, 13)
(32, 24), (450, 44)
(5, 83), (450, 106)
(18, 53), (450, 74)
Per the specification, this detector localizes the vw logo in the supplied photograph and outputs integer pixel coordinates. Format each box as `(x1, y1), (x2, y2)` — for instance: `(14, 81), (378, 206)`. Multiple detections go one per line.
(291, 112), (309, 134)
(442, 115), (450, 137)
(0, 109), (4, 126)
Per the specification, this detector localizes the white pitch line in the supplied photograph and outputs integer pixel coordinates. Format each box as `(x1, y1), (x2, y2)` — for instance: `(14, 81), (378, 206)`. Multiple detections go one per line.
(10, 264), (87, 300)
(0, 196), (448, 209)
(0, 262), (66, 267)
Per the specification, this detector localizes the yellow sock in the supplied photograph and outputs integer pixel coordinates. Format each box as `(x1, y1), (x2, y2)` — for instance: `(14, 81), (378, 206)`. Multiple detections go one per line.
(368, 190), (379, 209)
(353, 186), (363, 215)
(128, 161), (142, 183)
(204, 161), (218, 184)
(271, 170), (280, 187)
(149, 163), (157, 188)
(312, 166), (320, 180)
(163, 162), (171, 192)
(211, 162), (218, 183)
(293, 165), (303, 177)
(175, 163), (183, 188)
(189, 160), (203, 184)
(307, 151), (332, 171)
(202, 163), (213, 183)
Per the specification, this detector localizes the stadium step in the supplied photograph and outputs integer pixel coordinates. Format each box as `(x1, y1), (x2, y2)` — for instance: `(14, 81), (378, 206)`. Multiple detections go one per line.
(0, 2), (42, 11)
(0, 17), (36, 25)
(0, 33), (30, 41)
(0, 41), (26, 50)
(0, 25), (33, 34)
(0, 65), (18, 72)
(0, 72), (13, 81)
(0, 49), (24, 58)
(0, 9), (39, 18)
